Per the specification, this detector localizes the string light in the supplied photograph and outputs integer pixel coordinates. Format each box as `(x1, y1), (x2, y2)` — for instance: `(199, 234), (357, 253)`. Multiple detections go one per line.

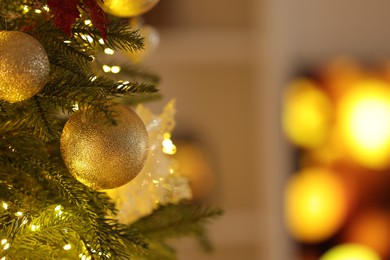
(111, 66), (121, 74)
(104, 48), (114, 55)
(22, 5), (29, 13)
(55, 205), (63, 216)
(102, 65), (111, 73)
(98, 38), (105, 45)
(84, 20), (92, 26)
(63, 244), (71, 250)
(34, 9), (42, 14)
(162, 133), (177, 155)
(3, 242), (10, 250)
(31, 225), (39, 231)
(2, 202), (8, 210)
(15, 211), (23, 217)
(1, 239), (7, 245)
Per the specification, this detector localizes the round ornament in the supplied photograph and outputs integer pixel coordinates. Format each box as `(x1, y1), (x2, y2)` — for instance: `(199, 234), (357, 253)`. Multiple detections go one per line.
(100, 0), (160, 18)
(0, 31), (49, 103)
(60, 105), (149, 190)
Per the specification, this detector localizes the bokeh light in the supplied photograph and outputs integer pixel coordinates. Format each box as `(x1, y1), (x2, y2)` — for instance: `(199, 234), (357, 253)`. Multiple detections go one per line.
(319, 243), (381, 260)
(282, 79), (333, 149)
(284, 168), (348, 243)
(338, 80), (390, 169)
(342, 209), (390, 258)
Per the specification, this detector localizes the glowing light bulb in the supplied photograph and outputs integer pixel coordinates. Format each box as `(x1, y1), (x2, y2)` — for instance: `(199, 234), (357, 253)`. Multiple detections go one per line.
(31, 225), (39, 231)
(1, 239), (7, 245)
(3, 243), (10, 250)
(320, 243), (381, 260)
(282, 79), (333, 149)
(338, 80), (390, 168)
(111, 66), (121, 74)
(284, 168), (348, 243)
(15, 211), (23, 217)
(2, 202), (8, 210)
(63, 244), (71, 250)
(84, 20), (92, 25)
(102, 65), (111, 73)
(104, 48), (114, 55)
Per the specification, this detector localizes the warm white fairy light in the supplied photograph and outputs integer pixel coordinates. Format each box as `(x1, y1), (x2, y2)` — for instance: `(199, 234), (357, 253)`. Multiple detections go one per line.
(89, 76), (97, 82)
(63, 40), (71, 44)
(98, 38), (105, 45)
(63, 244), (71, 250)
(3, 243), (10, 250)
(54, 205), (63, 216)
(104, 48), (114, 55)
(43, 5), (50, 11)
(72, 103), (79, 111)
(2, 202), (8, 210)
(22, 5), (29, 13)
(31, 224), (39, 231)
(1, 256), (6, 260)
(15, 211), (23, 217)
(86, 35), (94, 43)
(34, 9), (42, 14)
(162, 133), (177, 155)
(1, 239), (7, 246)
(111, 66), (121, 74)
(102, 65), (111, 73)
(84, 20), (92, 26)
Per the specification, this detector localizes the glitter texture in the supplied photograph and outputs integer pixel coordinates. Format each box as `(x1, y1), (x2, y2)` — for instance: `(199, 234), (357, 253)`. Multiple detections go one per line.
(0, 31), (49, 103)
(101, 0), (160, 18)
(106, 100), (192, 224)
(60, 105), (149, 190)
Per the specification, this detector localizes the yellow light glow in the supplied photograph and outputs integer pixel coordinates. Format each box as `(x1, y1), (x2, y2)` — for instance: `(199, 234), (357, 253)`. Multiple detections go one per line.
(15, 211), (23, 217)
(104, 48), (114, 55)
(1, 239), (7, 245)
(284, 168), (348, 243)
(31, 224), (40, 231)
(63, 244), (71, 250)
(282, 79), (333, 149)
(320, 243), (380, 260)
(22, 5), (29, 13)
(111, 66), (121, 74)
(162, 138), (177, 155)
(2, 202), (8, 210)
(98, 38), (105, 45)
(84, 20), (92, 25)
(3, 243), (10, 250)
(35, 9), (42, 14)
(102, 65), (111, 73)
(43, 5), (50, 11)
(338, 80), (390, 168)
(55, 205), (62, 211)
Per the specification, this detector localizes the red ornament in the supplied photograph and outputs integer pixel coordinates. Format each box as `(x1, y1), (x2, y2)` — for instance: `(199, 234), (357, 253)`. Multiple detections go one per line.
(47, 0), (109, 39)
(47, 0), (80, 37)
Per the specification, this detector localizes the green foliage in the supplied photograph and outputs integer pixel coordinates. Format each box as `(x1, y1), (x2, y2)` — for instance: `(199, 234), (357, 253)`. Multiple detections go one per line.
(0, 0), (222, 259)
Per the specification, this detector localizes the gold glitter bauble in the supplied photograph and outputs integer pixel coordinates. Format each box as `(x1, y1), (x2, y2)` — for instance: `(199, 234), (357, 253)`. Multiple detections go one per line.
(60, 105), (149, 190)
(0, 31), (49, 103)
(100, 0), (160, 18)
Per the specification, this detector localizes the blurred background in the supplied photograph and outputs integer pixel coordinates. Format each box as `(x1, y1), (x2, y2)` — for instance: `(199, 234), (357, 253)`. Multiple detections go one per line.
(110, 0), (390, 259)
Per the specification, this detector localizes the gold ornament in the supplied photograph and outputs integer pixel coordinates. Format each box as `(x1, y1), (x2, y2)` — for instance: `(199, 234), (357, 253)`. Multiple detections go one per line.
(100, 0), (160, 18)
(0, 31), (49, 103)
(106, 100), (192, 224)
(60, 105), (149, 190)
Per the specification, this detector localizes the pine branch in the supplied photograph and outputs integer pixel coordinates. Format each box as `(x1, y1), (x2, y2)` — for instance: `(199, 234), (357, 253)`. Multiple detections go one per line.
(72, 20), (144, 52)
(132, 203), (224, 252)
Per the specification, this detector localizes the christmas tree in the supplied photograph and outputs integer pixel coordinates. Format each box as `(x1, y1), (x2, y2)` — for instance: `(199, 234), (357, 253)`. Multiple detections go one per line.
(0, 0), (222, 259)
